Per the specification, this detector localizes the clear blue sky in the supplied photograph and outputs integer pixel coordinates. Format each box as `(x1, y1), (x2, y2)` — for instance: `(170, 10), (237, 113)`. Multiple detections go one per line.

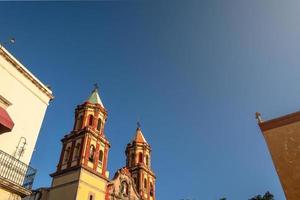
(2, 1), (300, 199)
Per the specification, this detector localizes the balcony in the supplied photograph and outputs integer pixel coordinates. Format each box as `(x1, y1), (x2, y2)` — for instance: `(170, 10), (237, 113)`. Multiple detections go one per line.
(0, 149), (36, 190)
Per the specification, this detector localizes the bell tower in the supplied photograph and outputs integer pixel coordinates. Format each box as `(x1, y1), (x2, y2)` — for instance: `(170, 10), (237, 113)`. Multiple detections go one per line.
(49, 87), (110, 200)
(125, 123), (156, 200)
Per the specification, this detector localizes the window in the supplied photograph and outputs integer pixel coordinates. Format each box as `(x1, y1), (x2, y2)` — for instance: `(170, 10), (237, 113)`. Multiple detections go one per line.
(76, 115), (83, 130)
(89, 145), (95, 162)
(89, 194), (94, 200)
(150, 182), (154, 196)
(134, 177), (137, 185)
(136, 178), (140, 190)
(88, 192), (95, 200)
(97, 118), (101, 131)
(99, 150), (104, 164)
(146, 155), (149, 166)
(139, 152), (143, 163)
(88, 115), (93, 126)
(121, 181), (129, 195)
(74, 143), (81, 159)
(144, 178), (147, 189)
(131, 154), (135, 166)
(64, 147), (71, 162)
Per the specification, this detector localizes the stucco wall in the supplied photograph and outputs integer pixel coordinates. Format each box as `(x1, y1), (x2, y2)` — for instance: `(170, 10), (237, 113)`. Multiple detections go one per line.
(48, 182), (78, 200)
(48, 170), (80, 200)
(263, 121), (300, 200)
(48, 168), (107, 200)
(76, 168), (107, 200)
(0, 48), (52, 165)
(0, 187), (21, 200)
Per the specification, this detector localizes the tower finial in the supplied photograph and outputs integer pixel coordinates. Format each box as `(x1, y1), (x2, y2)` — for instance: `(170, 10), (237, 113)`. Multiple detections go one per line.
(137, 121), (141, 129)
(255, 112), (263, 123)
(93, 83), (99, 91)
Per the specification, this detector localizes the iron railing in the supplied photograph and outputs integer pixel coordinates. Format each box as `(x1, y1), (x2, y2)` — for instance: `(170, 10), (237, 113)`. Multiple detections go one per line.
(0, 149), (36, 189)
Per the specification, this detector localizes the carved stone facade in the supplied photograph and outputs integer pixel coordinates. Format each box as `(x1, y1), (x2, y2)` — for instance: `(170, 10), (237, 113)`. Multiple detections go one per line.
(106, 168), (141, 200)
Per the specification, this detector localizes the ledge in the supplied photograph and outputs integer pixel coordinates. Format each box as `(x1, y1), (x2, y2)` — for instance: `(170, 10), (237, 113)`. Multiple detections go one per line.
(0, 177), (31, 197)
(259, 111), (300, 131)
(0, 46), (54, 100)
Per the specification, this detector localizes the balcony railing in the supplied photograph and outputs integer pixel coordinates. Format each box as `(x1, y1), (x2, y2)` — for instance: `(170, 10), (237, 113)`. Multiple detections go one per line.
(0, 149), (36, 189)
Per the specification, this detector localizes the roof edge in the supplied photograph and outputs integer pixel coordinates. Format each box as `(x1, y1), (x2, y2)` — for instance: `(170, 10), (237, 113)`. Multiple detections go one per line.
(259, 111), (300, 131)
(0, 46), (54, 100)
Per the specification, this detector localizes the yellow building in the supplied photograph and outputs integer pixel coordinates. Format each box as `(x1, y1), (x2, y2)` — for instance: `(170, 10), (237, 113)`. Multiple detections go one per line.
(257, 111), (300, 200)
(0, 45), (53, 200)
(24, 88), (156, 200)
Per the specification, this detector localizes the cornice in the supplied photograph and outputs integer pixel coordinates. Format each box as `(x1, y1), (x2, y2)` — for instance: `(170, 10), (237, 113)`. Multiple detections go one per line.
(61, 127), (110, 147)
(0, 177), (31, 197)
(126, 142), (151, 151)
(259, 111), (300, 132)
(0, 46), (54, 100)
(129, 165), (156, 178)
(50, 165), (109, 181)
(50, 165), (81, 177)
(81, 165), (110, 182)
(76, 102), (107, 116)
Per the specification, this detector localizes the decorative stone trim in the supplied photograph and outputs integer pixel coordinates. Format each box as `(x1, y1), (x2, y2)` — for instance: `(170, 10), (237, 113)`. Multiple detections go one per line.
(0, 95), (12, 109)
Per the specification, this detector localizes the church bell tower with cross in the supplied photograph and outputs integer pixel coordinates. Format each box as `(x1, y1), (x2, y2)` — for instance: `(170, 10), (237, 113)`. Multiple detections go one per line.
(125, 123), (156, 200)
(48, 86), (111, 200)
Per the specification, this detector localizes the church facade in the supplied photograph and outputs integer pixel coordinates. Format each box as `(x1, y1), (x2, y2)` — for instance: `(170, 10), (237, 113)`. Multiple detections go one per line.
(24, 88), (156, 200)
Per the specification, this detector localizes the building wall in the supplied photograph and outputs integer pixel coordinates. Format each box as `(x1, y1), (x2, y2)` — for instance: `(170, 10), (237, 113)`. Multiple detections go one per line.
(0, 187), (21, 200)
(262, 121), (300, 200)
(141, 171), (155, 200)
(76, 168), (107, 200)
(48, 183), (78, 200)
(48, 168), (107, 200)
(0, 47), (52, 165)
(48, 170), (80, 200)
(259, 112), (300, 200)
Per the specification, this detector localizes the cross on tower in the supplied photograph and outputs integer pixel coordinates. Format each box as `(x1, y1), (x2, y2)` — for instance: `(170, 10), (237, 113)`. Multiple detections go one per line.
(94, 83), (99, 90)
(137, 121), (141, 129)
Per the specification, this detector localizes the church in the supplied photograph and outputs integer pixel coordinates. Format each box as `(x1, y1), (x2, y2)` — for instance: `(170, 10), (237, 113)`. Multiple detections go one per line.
(24, 88), (156, 200)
